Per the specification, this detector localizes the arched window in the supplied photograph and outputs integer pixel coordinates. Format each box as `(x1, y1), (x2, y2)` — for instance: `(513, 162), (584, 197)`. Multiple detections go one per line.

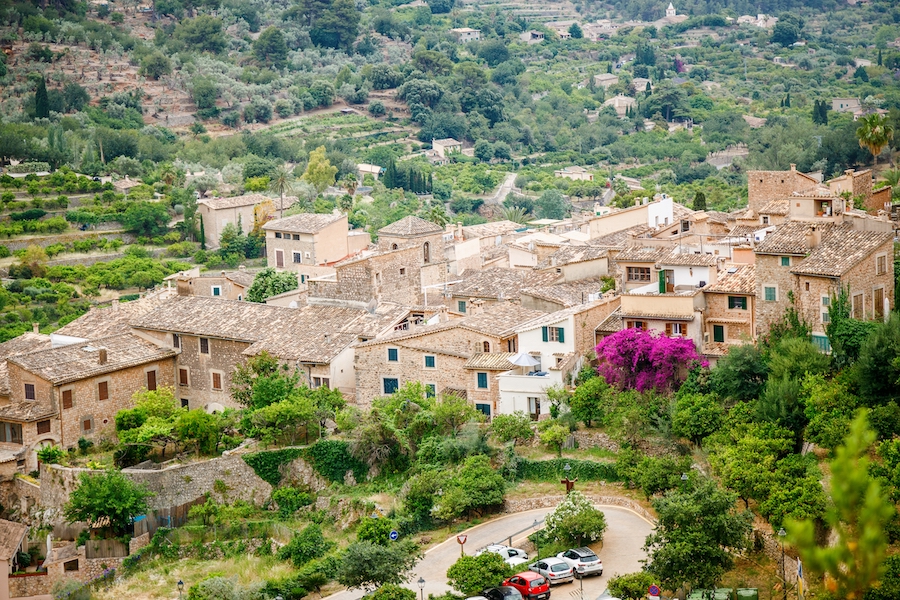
(423, 242), (430, 264)
(483, 341), (490, 352)
(391, 243), (398, 250)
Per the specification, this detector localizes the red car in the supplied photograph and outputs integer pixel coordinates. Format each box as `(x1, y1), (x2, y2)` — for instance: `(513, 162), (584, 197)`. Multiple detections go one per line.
(502, 571), (551, 600)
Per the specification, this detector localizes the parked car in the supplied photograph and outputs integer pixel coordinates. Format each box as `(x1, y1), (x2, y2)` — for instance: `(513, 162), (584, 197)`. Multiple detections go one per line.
(480, 586), (524, 600)
(528, 557), (575, 585)
(556, 547), (603, 577)
(476, 545), (530, 566)
(502, 571), (551, 600)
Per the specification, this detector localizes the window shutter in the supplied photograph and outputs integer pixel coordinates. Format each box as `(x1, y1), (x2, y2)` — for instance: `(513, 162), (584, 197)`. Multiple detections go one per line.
(658, 272), (666, 294)
(665, 323), (672, 336)
(147, 370), (157, 391)
(98, 381), (108, 401)
(542, 326), (548, 342)
(557, 327), (565, 343)
(62, 389), (73, 409)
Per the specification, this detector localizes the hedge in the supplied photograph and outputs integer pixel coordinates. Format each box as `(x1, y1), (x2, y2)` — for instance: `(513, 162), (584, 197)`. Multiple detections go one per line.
(242, 440), (369, 487)
(514, 458), (620, 482)
(242, 448), (305, 487)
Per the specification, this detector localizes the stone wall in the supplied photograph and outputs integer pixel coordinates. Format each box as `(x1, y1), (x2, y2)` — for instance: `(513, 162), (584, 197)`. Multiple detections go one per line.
(8, 572), (51, 598)
(705, 292), (754, 342)
(571, 431), (619, 452)
(754, 253), (798, 337)
(747, 168), (811, 214)
(41, 452), (273, 514)
(502, 493), (656, 524)
(309, 246), (422, 306)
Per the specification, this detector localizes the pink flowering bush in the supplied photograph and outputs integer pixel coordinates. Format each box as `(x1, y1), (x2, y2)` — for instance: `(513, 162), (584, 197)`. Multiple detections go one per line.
(595, 328), (707, 394)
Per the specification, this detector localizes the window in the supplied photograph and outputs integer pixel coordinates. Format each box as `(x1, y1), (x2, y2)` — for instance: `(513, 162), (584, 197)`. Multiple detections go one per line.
(181, 398), (189, 408)
(853, 293), (864, 319)
(64, 560), (79, 572)
(172, 333), (180, 349)
(822, 296), (831, 306)
(877, 254), (887, 275)
(146, 370), (157, 391)
(475, 403), (491, 417)
(542, 326), (565, 343)
(305, 252), (310, 259)
(0, 422), (23, 444)
(24, 383), (35, 400)
(507, 338), (517, 353)
(179, 368), (189, 386)
(665, 323), (686, 337)
(275, 250), (284, 268)
(457, 300), (467, 313)
(300, 274), (306, 284)
(388, 348), (398, 362)
(626, 266), (651, 282)
(200, 338), (210, 355)
(713, 325), (725, 343)
(781, 256), (791, 267)
(528, 397), (541, 420)
(627, 320), (647, 330)
(812, 334), (832, 353)
(483, 341), (490, 352)
(98, 381), (109, 401)
(62, 389), (73, 409)
(399, 268), (407, 277)
(762, 215), (770, 225)
(805, 282), (810, 291)
(728, 296), (747, 310)
(375, 272), (382, 285)
(82, 418), (93, 433)
(311, 377), (329, 389)
(423, 241), (430, 264)
(764, 286), (777, 302)
(275, 232), (282, 239)
(320, 378), (330, 389)
(313, 377), (321, 388)
(477, 372), (488, 389)
(875, 287), (885, 319)
(292, 234), (300, 241)
(293, 252), (303, 264)
(822, 310), (830, 323)
(681, 220), (690, 233)
(424, 355), (435, 368)
(37, 420), (51, 435)
(212, 286), (221, 297)
(211, 372), (223, 391)
(425, 384), (436, 398)
(383, 378), (399, 394)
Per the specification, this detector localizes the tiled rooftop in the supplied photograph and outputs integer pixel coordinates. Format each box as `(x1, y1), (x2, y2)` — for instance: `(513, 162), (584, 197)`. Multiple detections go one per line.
(199, 193), (293, 210)
(0, 519), (28, 561)
(791, 228), (893, 277)
(8, 333), (176, 385)
(521, 279), (608, 307)
(516, 299), (610, 333)
(615, 245), (671, 263)
(0, 332), (53, 396)
(705, 264), (756, 294)
(791, 184), (838, 198)
(378, 215), (443, 237)
(464, 352), (518, 370)
(595, 307), (623, 333)
(262, 213), (345, 234)
(659, 249), (719, 267)
(590, 224), (652, 247)
(755, 221), (837, 255)
(462, 220), (524, 239)
(132, 296), (292, 341)
(450, 268), (559, 300)
(759, 199), (790, 215)
(0, 400), (57, 422)
(540, 245), (610, 268)
(56, 291), (174, 339)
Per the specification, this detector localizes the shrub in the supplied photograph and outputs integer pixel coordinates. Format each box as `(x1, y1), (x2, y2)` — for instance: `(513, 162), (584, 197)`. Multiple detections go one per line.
(271, 486), (314, 518)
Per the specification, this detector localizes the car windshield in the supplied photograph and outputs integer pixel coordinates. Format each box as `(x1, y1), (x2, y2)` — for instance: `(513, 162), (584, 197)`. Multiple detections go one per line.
(550, 564), (569, 572)
(531, 578), (546, 587)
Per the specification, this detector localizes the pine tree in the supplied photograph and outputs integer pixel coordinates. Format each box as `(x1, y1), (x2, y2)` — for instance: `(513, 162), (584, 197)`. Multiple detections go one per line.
(383, 159), (397, 189)
(878, 49), (883, 67)
(785, 92), (791, 108)
(35, 77), (49, 119)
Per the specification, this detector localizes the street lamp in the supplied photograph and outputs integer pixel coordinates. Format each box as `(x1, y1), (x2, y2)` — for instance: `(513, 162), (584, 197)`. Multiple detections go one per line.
(577, 566), (585, 600)
(532, 519), (540, 559)
(778, 528), (787, 600)
(177, 580), (184, 600)
(418, 577), (426, 600)
(681, 472), (688, 490)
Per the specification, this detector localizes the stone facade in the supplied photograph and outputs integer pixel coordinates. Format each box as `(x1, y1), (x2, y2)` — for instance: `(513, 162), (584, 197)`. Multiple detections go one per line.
(308, 246), (423, 308)
(264, 214), (351, 271)
(747, 166), (818, 214)
(755, 253), (803, 337)
(704, 291), (755, 343)
(8, 572), (50, 597)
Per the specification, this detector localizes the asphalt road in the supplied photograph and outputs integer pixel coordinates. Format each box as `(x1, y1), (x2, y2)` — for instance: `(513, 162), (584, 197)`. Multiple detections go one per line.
(323, 505), (654, 600)
(486, 172), (518, 205)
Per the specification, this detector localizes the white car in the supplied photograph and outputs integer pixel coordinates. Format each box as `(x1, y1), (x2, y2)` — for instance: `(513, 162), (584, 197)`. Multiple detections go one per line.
(475, 545), (530, 566)
(556, 547), (603, 577)
(528, 557), (575, 585)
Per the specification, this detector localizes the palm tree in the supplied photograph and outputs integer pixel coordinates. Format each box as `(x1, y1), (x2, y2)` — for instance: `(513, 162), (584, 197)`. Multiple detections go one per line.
(159, 164), (177, 188)
(500, 205), (529, 224)
(856, 114), (895, 168)
(269, 166), (294, 218)
(341, 173), (358, 196)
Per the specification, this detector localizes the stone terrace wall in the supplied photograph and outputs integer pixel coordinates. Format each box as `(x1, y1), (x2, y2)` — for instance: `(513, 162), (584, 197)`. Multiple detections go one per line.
(41, 453), (273, 513)
(9, 572), (51, 597)
(502, 494), (656, 524)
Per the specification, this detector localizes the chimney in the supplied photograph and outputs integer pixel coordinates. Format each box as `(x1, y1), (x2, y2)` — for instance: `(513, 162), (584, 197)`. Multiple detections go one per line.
(470, 299), (485, 315)
(457, 222), (463, 238)
(438, 306), (449, 323)
(844, 168), (854, 177)
(32, 323), (39, 334)
(98, 348), (107, 365)
(806, 225), (821, 248)
(113, 300), (119, 311)
(790, 163), (796, 172)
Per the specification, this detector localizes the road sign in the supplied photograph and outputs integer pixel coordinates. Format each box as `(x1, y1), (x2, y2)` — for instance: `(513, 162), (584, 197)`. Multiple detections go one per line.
(390, 530), (399, 541)
(457, 534), (467, 545)
(649, 584), (661, 596)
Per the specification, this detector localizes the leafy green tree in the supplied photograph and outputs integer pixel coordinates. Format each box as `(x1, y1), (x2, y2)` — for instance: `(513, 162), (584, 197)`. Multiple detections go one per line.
(864, 555), (900, 600)
(826, 287), (878, 370)
(692, 191), (706, 211)
(539, 422), (569, 457)
(568, 23), (583, 39)
(63, 471), (154, 537)
(803, 373), (859, 452)
(490, 412), (534, 445)
(231, 351), (300, 409)
(474, 139), (494, 163)
(356, 516), (397, 546)
(433, 394), (482, 437)
(477, 40), (509, 67)
(710, 344), (767, 401)
(771, 13), (803, 46)
(370, 584), (416, 600)
(121, 202), (170, 237)
(543, 490), (607, 547)
(646, 479), (751, 592)
(857, 113), (894, 166)
(535, 189), (567, 220)
(173, 15), (227, 53)
(277, 523), (334, 567)
(855, 314), (900, 407)
(246, 267), (299, 303)
(253, 27), (288, 69)
(672, 394), (723, 447)
(432, 455), (506, 520)
(336, 540), (422, 590)
(303, 146), (338, 193)
(567, 375), (613, 428)
(191, 77), (218, 110)
(35, 77), (49, 119)
(788, 413), (895, 600)
(62, 83), (90, 112)
(140, 52), (171, 80)
(447, 552), (513, 596)
(608, 572), (656, 600)
(308, 0), (360, 49)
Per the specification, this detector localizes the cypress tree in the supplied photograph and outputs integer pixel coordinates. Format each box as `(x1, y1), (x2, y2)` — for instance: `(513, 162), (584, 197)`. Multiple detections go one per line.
(878, 49), (882, 66)
(785, 92), (791, 108)
(383, 159), (397, 189)
(35, 77), (49, 119)
(692, 191), (707, 211)
(199, 215), (206, 250)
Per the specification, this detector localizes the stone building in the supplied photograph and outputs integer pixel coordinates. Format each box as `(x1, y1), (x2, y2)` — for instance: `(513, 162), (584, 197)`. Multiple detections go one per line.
(746, 165), (819, 215)
(614, 245), (671, 292)
(520, 279), (610, 313)
(263, 212), (368, 272)
(553, 166), (594, 182)
(308, 246), (424, 308)
(702, 264), (756, 359)
(171, 269), (256, 301)
(1, 518), (28, 600)
(197, 194), (292, 250)
(2, 334), (176, 470)
(447, 268), (559, 314)
(538, 245), (612, 282)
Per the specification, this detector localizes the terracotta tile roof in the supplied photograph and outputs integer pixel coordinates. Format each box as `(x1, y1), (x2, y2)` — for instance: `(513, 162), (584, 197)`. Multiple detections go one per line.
(464, 352), (517, 370)
(224, 271), (256, 288)
(540, 245), (610, 268)
(450, 268), (559, 300)
(131, 296), (292, 341)
(791, 184), (837, 198)
(0, 519), (28, 561)
(590, 224), (652, 247)
(705, 264), (756, 294)
(595, 307), (623, 333)
(759, 199), (790, 215)
(0, 333), (53, 396)
(378, 215), (443, 237)
(56, 291), (175, 339)
(199, 193), (293, 210)
(516, 299), (610, 333)
(706, 317), (751, 324)
(727, 225), (759, 237)
(8, 333), (176, 386)
(521, 279), (608, 307)
(702, 211), (731, 224)
(659, 249), (719, 267)
(791, 228), (893, 278)
(755, 221), (838, 255)
(0, 401), (57, 422)
(262, 213), (344, 234)
(462, 220), (523, 239)
(615, 245), (671, 263)
(702, 341), (731, 357)
(245, 332), (359, 364)
(672, 203), (695, 220)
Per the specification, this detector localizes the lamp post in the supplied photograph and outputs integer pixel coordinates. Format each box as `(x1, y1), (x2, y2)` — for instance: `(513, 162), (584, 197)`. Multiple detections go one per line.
(177, 580), (184, 600)
(577, 566), (584, 600)
(418, 577), (426, 600)
(680, 472), (688, 490)
(778, 528), (787, 600)
(532, 519), (540, 559)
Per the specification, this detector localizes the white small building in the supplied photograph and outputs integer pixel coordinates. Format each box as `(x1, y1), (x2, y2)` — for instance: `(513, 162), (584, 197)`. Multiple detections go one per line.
(666, 2), (676, 17)
(450, 27), (481, 43)
(554, 166), (594, 182)
(357, 163), (384, 181)
(432, 138), (463, 159)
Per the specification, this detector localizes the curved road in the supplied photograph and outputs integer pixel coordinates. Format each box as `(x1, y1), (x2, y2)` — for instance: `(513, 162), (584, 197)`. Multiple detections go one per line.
(324, 505), (653, 600)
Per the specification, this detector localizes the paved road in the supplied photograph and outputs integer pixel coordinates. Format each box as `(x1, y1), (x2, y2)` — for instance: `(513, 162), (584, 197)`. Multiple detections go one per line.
(324, 505), (653, 600)
(486, 172), (518, 205)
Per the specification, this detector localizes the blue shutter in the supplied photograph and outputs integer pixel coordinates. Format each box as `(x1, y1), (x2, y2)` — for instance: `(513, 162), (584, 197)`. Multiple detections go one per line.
(557, 327), (565, 343)
(542, 326), (548, 342)
(477, 372), (488, 389)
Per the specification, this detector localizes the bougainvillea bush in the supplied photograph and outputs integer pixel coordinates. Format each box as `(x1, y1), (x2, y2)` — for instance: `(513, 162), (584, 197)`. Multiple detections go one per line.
(595, 328), (707, 394)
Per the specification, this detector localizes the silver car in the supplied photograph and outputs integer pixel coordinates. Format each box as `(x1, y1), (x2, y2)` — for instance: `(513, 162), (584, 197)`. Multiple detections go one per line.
(528, 557), (574, 585)
(476, 545), (530, 566)
(556, 547), (603, 577)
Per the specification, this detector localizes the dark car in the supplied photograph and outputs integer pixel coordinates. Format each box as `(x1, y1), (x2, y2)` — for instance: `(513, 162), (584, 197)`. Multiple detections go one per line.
(502, 572), (551, 600)
(481, 586), (525, 600)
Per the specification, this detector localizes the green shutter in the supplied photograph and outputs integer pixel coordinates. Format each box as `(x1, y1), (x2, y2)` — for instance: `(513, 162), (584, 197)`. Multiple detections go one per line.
(658, 272), (666, 294)
(713, 325), (725, 343)
(542, 326), (548, 342)
(557, 327), (565, 343)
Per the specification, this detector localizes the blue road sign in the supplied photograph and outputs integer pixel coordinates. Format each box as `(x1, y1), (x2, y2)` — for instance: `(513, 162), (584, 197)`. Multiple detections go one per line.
(390, 530), (399, 541)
